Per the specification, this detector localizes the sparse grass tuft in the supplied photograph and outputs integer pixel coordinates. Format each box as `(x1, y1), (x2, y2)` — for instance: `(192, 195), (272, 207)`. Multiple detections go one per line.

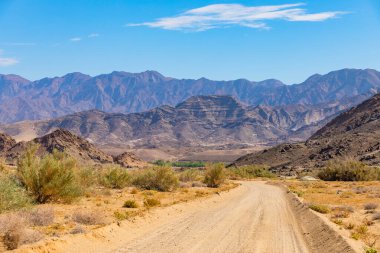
(372, 212), (380, 221)
(27, 206), (54, 226)
(351, 224), (369, 240)
(143, 198), (161, 208)
(113, 210), (128, 221)
(123, 200), (138, 208)
(365, 248), (378, 253)
(0, 214), (42, 250)
(72, 210), (105, 225)
(345, 223), (355, 230)
(332, 219), (343, 225)
(309, 203), (331, 214)
(364, 203), (379, 211)
(331, 205), (354, 218)
(70, 226), (86, 234)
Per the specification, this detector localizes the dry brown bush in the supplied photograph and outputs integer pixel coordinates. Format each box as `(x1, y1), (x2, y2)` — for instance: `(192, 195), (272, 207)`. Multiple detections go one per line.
(372, 212), (380, 221)
(364, 203), (379, 211)
(27, 206), (55, 226)
(72, 210), (105, 225)
(0, 214), (42, 250)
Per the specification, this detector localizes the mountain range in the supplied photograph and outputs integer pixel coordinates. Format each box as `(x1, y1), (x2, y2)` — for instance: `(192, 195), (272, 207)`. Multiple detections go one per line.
(0, 68), (379, 124)
(233, 93), (380, 173)
(0, 95), (361, 149)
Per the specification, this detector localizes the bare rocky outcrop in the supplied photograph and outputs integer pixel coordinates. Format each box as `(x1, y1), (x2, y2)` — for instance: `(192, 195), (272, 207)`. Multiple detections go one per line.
(0, 133), (16, 153)
(232, 93), (380, 172)
(34, 129), (114, 164)
(3, 129), (142, 168)
(113, 152), (147, 168)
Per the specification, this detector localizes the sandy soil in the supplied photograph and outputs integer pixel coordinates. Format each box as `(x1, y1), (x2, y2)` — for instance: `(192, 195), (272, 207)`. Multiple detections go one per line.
(286, 180), (380, 250)
(14, 181), (359, 253)
(113, 181), (310, 253)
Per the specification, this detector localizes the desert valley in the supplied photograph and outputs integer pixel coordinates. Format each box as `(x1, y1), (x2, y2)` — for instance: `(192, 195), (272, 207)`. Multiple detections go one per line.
(1, 1), (380, 253)
(0, 68), (379, 253)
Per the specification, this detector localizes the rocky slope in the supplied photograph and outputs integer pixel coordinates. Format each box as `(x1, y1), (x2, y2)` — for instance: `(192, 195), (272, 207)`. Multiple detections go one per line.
(0, 133), (16, 153)
(0, 68), (379, 123)
(232, 93), (380, 172)
(0, 95), (359, 149)
(1, 129), (145, 167)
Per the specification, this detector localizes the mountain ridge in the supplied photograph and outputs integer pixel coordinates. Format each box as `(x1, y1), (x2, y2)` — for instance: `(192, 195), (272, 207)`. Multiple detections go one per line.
(232, 92), (380, 174)
(0, 95), (361, 149)
(0, 68), (379, 123)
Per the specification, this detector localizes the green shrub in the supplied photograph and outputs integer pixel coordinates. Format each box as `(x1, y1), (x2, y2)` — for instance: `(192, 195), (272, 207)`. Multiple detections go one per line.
(229, 165), (275, 179)
(309, 203), (331, 214)
(153, 160), (205, 168)
(114, 210), (129, 221)
(318, 160), (380, 181)
(0, 174), (31, 213)
(366, 248), (378, 253)
(76, 166), (98, 189)
(179, 169), (201, 182)
(204, 163), (226, 188)
(123, 200), (138, 208)
(17, 144), (82, 203)
(171, 161), (205, 168)
(99, 166), (130, 189)
(132, 166), (179, 192)
(143, 198), (161, 207)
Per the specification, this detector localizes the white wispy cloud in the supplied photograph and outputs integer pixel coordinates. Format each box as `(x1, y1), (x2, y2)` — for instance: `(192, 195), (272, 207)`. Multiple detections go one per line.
(1, 42), (35, 46)
(88, 33), (100, 38)
(128, 3), (347, 31)
(0, 57), (19, 67)
(70, 37), (82, 42)
(0, 49), (18, 66)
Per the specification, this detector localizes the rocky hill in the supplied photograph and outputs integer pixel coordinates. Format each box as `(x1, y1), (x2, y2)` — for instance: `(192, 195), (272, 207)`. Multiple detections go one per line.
(1, 129), (145, 167)
(232, 93), (380, 173)
(0, 68), (379, 123)
(0, 95), (359, 149)
(0, 133), (16, 153)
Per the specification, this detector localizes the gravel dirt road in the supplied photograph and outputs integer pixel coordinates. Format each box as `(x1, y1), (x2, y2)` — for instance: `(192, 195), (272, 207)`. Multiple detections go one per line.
(113, 181), (310, 253)
(16, 181), (359, 253)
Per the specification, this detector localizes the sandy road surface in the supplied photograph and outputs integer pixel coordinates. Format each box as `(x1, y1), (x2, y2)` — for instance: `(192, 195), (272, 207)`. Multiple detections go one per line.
(112, 182), (310, 253)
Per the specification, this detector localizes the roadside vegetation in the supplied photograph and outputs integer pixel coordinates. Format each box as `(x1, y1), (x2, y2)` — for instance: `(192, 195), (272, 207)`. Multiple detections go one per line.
(286, 180), (380, 251)
(204, 163), (226, 188)
(318, 159), (380, 181)
(0, 145), (281, 250)
(0, 146), (238, 250)
(153, 160), (205, 168)
(228, 165), (275, 179)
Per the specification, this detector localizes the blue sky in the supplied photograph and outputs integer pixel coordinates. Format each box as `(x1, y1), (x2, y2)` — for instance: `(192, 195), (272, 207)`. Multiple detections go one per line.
(0, 0), (379, 84)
